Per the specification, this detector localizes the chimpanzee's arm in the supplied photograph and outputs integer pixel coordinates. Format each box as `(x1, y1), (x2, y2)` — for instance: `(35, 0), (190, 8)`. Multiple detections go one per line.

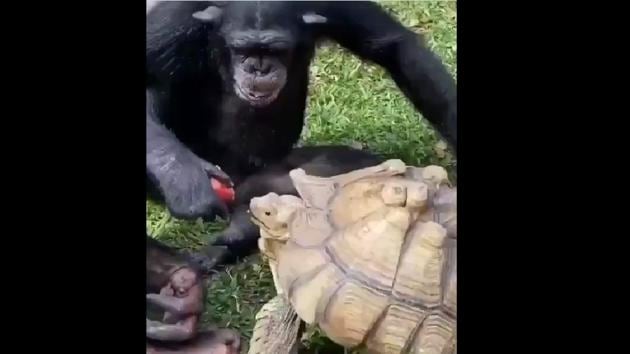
(146, 88), (230, 220)
(147, 1), (211, 81)
(320, 2), (457, 151)
(146, 89), (186, 175)
(146, 3), (233, 220)
(145, 89), (196, 196)
(146, 88), (209, 184)
(147, 317), (197, 341)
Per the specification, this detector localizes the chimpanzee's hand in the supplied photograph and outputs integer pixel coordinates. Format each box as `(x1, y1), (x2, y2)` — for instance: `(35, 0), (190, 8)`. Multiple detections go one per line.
(157, 151), (232, 221)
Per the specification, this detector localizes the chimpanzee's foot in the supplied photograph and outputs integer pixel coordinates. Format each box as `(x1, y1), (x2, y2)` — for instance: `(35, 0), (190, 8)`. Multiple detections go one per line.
(181, 245), (232, 274)
(184, 233), (259, 274)
(211, 228), (259, 261)
(182, 205), (262, 274)
(146, 328), (241, 354)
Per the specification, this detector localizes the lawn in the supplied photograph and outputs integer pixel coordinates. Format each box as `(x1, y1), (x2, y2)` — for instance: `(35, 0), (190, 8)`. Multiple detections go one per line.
(146, 1), (457, 352)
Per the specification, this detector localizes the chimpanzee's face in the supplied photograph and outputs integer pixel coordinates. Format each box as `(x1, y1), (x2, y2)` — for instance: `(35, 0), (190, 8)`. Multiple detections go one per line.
(223, 28), (292, 107)
(193, 2), (326, 108)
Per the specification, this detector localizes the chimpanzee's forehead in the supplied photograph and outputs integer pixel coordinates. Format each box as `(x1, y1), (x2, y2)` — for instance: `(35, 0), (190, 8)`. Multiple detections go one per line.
(219, 1), (298, 48)
(222, 1), (297, 31)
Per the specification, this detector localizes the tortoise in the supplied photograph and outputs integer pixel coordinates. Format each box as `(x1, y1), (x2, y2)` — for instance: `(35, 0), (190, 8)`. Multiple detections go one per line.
(246, 159), (456, 354)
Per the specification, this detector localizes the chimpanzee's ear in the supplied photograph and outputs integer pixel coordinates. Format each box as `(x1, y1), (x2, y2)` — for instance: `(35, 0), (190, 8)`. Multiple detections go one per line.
(301, 13), (328, 25)
(192, 6), (223, 24)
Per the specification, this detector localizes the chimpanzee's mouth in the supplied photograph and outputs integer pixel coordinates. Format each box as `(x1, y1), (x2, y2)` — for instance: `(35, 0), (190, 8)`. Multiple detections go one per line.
(234, 83), (279, 107)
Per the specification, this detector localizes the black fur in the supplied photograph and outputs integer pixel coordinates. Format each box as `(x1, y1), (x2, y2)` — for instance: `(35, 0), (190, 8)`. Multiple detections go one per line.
(146, 1), (456, 223)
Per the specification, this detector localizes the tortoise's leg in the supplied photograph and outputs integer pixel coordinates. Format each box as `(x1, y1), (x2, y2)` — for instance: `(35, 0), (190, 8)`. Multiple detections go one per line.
(258, 237), (270, 259)
(258, 238), (284, 296)
(269, 260), (283, 296)
(248, 296), (302, 354)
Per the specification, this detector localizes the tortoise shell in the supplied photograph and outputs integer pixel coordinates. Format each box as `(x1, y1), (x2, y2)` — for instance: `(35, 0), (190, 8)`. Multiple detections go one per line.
(257, 160), (456, 354)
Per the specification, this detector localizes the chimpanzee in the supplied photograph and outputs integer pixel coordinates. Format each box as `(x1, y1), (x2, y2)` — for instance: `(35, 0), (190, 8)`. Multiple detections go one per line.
(146, 1), (456, 261)
(146, 236), (241, 353)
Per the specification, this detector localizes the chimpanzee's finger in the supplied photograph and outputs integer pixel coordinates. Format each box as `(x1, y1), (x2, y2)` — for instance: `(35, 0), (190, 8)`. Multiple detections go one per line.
(200, 198), (230, 223)
(200, 161), (233, 186)
(214, 200), (230, 221)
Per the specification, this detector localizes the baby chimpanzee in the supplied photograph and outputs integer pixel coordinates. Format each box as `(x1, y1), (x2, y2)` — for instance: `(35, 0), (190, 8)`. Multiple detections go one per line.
(146, 237), (240, 353)
(188, 145), (386, 272)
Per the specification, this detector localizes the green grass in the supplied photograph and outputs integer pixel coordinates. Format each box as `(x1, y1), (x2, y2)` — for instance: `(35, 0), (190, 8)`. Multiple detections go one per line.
(147, 1), (456, 352)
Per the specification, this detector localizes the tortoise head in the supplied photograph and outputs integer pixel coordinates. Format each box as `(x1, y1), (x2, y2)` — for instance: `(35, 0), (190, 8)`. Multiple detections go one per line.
(249, 193), (304, 239)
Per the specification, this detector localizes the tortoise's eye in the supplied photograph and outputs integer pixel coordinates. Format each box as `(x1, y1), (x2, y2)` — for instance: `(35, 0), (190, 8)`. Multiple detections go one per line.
(265, 211), (271, 216)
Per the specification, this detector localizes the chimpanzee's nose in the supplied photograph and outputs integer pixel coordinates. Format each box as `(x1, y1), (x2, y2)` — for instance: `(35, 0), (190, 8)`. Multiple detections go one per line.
(245, 57), (271, 75)
(258, 60), (271, 75)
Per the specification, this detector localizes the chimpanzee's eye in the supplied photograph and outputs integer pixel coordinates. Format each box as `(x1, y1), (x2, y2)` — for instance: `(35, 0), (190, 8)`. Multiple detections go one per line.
(231, 47), (246, 55)
(266, 48), (287, 56)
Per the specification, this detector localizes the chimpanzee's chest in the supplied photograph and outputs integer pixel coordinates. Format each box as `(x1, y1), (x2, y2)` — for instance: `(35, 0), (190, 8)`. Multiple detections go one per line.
(207, 95), (305, 178)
